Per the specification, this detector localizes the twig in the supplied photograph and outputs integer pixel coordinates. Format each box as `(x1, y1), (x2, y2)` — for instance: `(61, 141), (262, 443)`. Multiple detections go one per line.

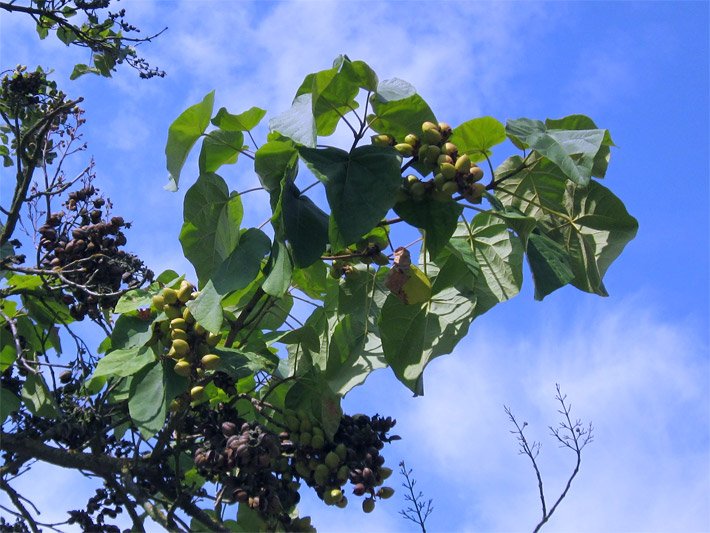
(398, 460), (433, 533)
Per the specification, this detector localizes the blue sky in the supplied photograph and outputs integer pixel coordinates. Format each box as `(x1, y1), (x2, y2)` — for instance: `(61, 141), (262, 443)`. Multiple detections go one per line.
(1, 1), (708, 532)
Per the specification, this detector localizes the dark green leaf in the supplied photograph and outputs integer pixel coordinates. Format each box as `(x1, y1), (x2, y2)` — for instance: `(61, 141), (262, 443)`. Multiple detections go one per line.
(526, 232), (575, 300)
(394, 196), (463, 257)
(198, 130), (244, 174)
(186, 281), (223, 334)
(281, 181), (329, 267)
(298, 145), (402, 246)
(212, 106), (266, 131)
(254, 141), (298, 193)
(165, 91), (215, 190)
(369, 92), (436, 141)
(212, 228), (271, 296)
(69, 63), (100, 80)
(129, 362), (167, 439)
(450, 117), (506, 163)
(262, 238), (293, 298)
(92, 346), (156, 379)
(0, 387), (20, 423)
(21, 373), (59, 418)
(292, 260), (328, 300)
(545, 115), (614, 178)
(114, 289), (153, 314)
(111, 315), (153, 349)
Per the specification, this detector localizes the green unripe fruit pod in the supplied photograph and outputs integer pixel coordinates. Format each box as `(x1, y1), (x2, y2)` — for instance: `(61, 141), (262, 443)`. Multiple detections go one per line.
(172, 339), (190, 357)
(439, 162), (456, 180)
(438, 122), (452, 138)
(170, 318), (187, 331)
(362, 498), (375, 513)
(421, 121), (439, 133)
(171, 328), (188, 342)
(177, 284), (193, 304)
(377, 486), (395, 499)
(201, 354), (220, 370)
(432, 189), (452, 202)
(314, 464), (330, 485)
(182, 306), (195, 324)
(337, 465), (350, 482)
(404, 133), (419, 146)
(152, 294), (165, 310)
(417, 144), (429, 160)
(409, 181), (426, 199)
(335, 443), (348, 462)
(286, 415), (300, 432)
(295, 461), (311, 479)
(371, 133), (394, 146)
(406, 174), (419, 186)
(424, 144), (441, 162)
(394, 143), (414, 157)
(325, 451), (341, 470)
(421, 127), (442, 145)
(206, 332), (221, 347)
(437, 154), (454, 166)
(441, 142), (458, 156)
(470, 165), (484, 182)
(324, 489), (343, 505)
(336, 496), (348, 508)
(174, 359), (191, 377)
(311, 433), (325, 450)
(434, 173), (447, 189)
(299, 431), (312, 447)
(167, 346), (179, 359)
(455, 153), (471, 174)
(300, 417), (312, 433)
(442, 181), (459, 196)
(163, 305), (182, 320)
(162, 288), (178, 305)
(379, 467), (393, 480)
(193, 322), (206, 336)
(190, 385), (205, 401)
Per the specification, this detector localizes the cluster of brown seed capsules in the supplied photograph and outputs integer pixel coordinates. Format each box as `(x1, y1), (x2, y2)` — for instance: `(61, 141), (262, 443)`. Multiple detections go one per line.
(373, 120), (487, 203)
(151, 281), (221, 402)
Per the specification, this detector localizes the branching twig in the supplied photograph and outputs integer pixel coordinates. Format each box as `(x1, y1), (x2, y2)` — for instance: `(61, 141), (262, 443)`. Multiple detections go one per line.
(399, 460), (433, 533)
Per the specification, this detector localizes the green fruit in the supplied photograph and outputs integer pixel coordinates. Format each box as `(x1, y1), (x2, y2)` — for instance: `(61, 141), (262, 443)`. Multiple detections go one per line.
(371, 134), (394, 146)
(170, 318), (187, 331)
(336, 496), (348, 509)
(162, 288), (178, 305)
(311, 433), (325, 450)
(421, 121), (439, 133)
(406, 174), (419, 185)
(295, 461), (311, 479)
(394, 143), (414, 157)
(201, 354), (220, 370)
(434, 173), (447, 189)
(190, 385), (205, 401)
(325, 451), (341, 470)
(377, 486), (394, 499)
(437, 154), (454, 166)
(177, 283), (193, 303)
(438, 122), (452, 138)
(193, 323), (206, 336)
(314, 464), (330, 485)
(470, 165), (484, 182)
(362, 498), (375, 513)
(151, 294), (165, 310)
(417, 144), (429, 160)
(379, 467), (393, 480)
(441, 142), (458, 156)
(172, 339), (190, 357)
(324, 488), (343, 505)
(171, 329), (188, 342)
(174, 359), (191, 377)
(409, 181), (426, 199)
(455, 153), (471, 174)
(424, 144), (441, 163)
(299, 431), (312, 447)
(286, 414), (300, 432)
(432, 189), (452, 202)
(442, 181), (459, 196)
(439, 162), (456, 180)
(300, 417), (312, 433)
(337, 465), (350, 482)
(206, 332), (221, 347)
(335, 443), (348, 461)
(404, 133), (419, 146)
(163, 305), (182, 320)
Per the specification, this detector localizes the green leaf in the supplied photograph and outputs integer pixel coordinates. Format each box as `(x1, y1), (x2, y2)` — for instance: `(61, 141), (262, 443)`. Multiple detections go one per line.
(262, 238), (293, 298)
(254, 141), (298, 193)
(186, 281), (223, 334)
(338, 57), (378, 92)
(180, 173), (243, 284)
(281, 181), (329, 267)
(211, 106), (266, 131)
(69, 63), (100, 80)
(198, 130), (244, 174)
(21, 374), (59, 418)
(394, 196), (463, 257)
(545, 114), (614, 178)
(113, 289), (153, 314)
(506, 118), (606, 186)
(129, 361), (167, 439)
(269, 93), (316, 147)
(450, 117), (506, 163)
(111, 315), (153, 349)
(0, 386), (21, 423)
(212, 228), (271, 296)
(91, 346), (156, 380)
(309, 65), (360, 136)
(298, 145), (402, 246)
(369, 90), (436, 141)
(379, 285), (476, 395)
(292, 260), (328, 300)
(526, 231), (575, 300)
(165, 91), (215, 190)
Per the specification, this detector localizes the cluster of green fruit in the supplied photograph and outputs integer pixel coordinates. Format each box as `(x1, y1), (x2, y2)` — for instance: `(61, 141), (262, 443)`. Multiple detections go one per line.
(373, 121), (486, 203)
(283, 411), (398, 514)
(150, 282), (221, 401)
(37, 185), (152, 321)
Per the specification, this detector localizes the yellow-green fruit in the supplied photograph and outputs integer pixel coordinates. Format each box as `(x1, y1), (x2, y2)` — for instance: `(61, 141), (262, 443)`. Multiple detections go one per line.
(325, 451), (341, 470)
(163, 305), (182, 320)
(437, 154), (454, 166)
(441, 142), (458, 156)
(371, 134), (394, 146)
(311, 433), (325, 450)
(182, 306), (195, 324)
(377, 486), (394, 499)
(172, 339), (190, 357)
(167, 346), (179, 359)
(404, 133), (419, 146)
(470, 165), (484, 182)
(406, 174), (419, 185)
(190, 385), (205, 401)
(442, 181), (459, 196)
(196, 367), (204, 377)
(421, 122), (442, 145)
(193, 323), (206, 336)
(206, 332), (221, 347)
(417, 144), (429, 160)
(438, 122), (452, 138)
(170, 318), (187, 331)
(174, 359), (191, 377)
(286, 414), (300, 432)
(314, 464), (329, 485)
(300, 417), (312, 433)
(434, 173), (447, 189)
(299, 431), (312, 447)
(421, 121), (439, 133)
(335, 443), (348, 461)
(455, 154), (471, 174)
(337, 465), (350, 482)
(177, 283), (193, 304)
(379, 467), (393, 480)
(152, 294), (165, 310)
(201, 353), (220, 370)
(336, 496), (348, 509)
(162, 288), (178, 305)
(171, 329), (188, 342)
(424, 144), (441, 163)
(324, 489), (343, 505)
(394, 143), (414, 157)
(362, 498), (375, 513)
(439, 162), (456, 180)
(295, 461), (311, 479)
(409, 181), (426, 199)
